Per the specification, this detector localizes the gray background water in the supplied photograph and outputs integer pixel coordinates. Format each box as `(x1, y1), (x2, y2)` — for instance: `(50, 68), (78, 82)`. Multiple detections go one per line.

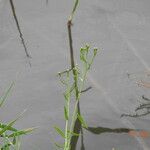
(0, 0), (150, 149)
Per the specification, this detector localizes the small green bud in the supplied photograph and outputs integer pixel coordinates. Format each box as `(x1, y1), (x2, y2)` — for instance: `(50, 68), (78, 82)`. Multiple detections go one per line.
(93, 48), (98, 56)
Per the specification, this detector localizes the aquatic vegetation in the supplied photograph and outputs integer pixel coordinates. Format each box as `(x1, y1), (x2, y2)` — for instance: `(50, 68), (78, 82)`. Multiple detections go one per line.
(0, 83), (34, 150)
(54, 0), (98, 149)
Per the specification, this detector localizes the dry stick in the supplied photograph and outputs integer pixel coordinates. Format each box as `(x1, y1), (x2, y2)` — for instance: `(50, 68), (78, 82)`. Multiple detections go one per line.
(9, 0), (31, 60)
(67, 17), (83, 150)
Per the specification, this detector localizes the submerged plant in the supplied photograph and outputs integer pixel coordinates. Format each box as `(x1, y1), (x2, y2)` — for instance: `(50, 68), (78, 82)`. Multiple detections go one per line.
(0, 83), (34, 150)
(54, 0), (98, 149)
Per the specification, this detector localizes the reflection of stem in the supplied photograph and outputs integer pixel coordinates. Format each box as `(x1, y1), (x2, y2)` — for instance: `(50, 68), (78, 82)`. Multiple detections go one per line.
(86, 126), (131, 134)
(80, 127), (85, 150)
(67, 20), (78, 98)
(70, 105), (82, 150)
(9, 0), (31, 59)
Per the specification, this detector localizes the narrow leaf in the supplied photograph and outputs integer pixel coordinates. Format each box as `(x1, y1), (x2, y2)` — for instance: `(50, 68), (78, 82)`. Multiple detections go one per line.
(54, 142), (64, 149)
(67, 130), (79, 136)
(64, 93), (69, 101)
(8, 127), (35, 138)
(0, 123), (17, 132)
(0, 120), (18, 135)
(77, 114), (88, 128)
(72, 0), (79, 16)
(0, 110), (26, 135)
(54, 126), (65, 138)
(64, 106), (68, 120)
(0, 82), (14, 107)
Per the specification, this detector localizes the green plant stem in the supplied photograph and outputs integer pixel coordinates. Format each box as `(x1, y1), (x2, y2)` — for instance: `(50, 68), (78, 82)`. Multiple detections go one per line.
(67, 66), (88, 150)
(64, 73), (71, 149)
(67, 18), (80, 150)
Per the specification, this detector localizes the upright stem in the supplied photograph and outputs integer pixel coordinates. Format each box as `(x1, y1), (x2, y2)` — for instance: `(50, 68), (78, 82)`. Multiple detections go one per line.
(67, 16), (82, 150)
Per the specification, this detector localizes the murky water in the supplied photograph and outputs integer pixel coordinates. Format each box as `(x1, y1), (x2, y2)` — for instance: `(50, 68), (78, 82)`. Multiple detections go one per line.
(0, 0), (150, 149)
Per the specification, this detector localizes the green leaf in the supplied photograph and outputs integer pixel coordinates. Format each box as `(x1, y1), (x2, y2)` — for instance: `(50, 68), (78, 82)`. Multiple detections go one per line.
(8, 127), (35, 138)
(72, 0), (79, 16)
(0, 123), (17, 132)
(0, 119), (18, 135)
(54, 142), (64, 149)
(64, 92), (70, 101)
(64, 106), (68, 120)
(1, 143), (11, 150)
(0, 82), (14, 107)
(93, 48), (98, 57)
(67, 130), (79, 137)
(77, 114), (88, 129)
(0, 110), (25, 135)
(54, 126), (65, 138)
(80, 54), (87, 63)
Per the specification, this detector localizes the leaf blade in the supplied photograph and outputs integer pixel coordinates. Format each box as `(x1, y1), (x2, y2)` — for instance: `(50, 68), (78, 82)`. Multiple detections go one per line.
(77, 114), (88, 129)
(54, 126), (65, 138)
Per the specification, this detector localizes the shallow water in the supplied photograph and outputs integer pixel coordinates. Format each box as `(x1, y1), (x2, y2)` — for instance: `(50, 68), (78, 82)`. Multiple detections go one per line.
(0, 0), (150, 149)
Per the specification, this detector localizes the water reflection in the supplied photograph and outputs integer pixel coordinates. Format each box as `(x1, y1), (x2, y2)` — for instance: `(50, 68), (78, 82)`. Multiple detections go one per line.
(85, 126), (130, 134)
(9, 0), (31, 67)
(70, 102), (83, 150)
(71, 120), (149, 150)
(124, 71), (150, 117)
(70, 102), (132, 150)
(121, 95), (150, 117)
(70, 101), (149, 150)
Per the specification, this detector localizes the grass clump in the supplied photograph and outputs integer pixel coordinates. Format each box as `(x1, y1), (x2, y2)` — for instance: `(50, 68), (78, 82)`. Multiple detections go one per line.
(0, 83), (34, 150)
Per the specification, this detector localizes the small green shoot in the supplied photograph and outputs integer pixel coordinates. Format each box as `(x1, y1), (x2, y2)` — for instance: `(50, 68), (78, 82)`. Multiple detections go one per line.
(55, 0), (98, 149)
